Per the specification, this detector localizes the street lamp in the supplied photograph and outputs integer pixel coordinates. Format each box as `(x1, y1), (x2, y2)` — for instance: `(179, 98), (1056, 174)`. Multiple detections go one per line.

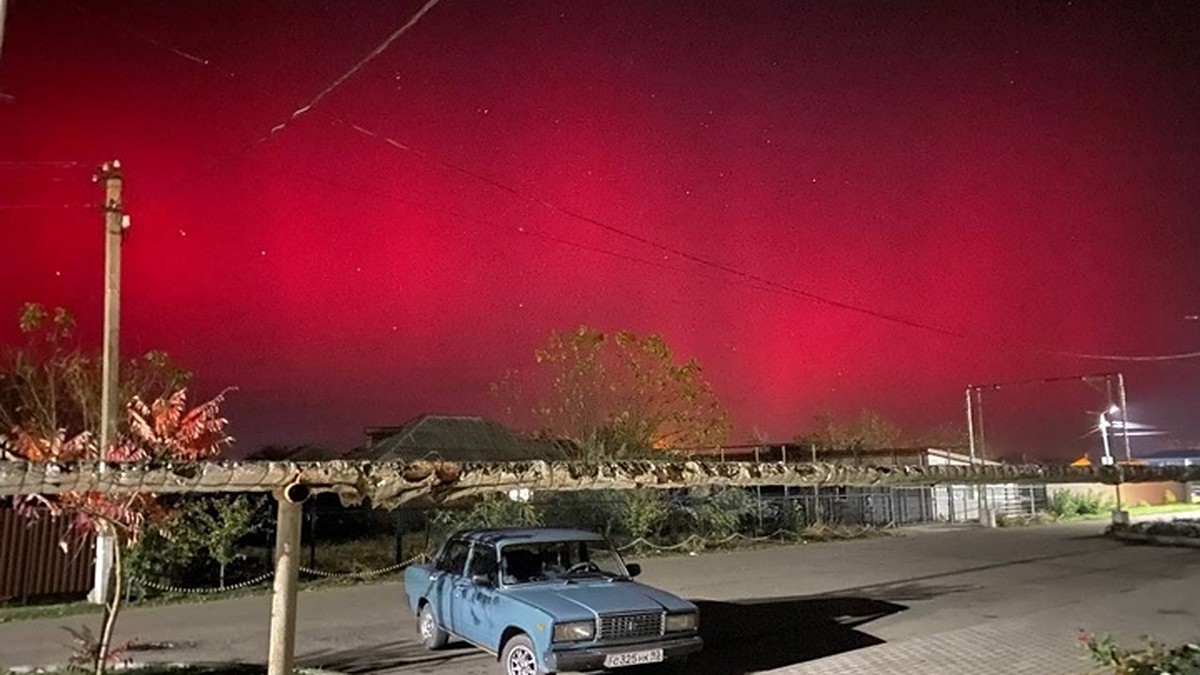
(1098, 405), (1128, 522)
(1098, 405), (1119, 467)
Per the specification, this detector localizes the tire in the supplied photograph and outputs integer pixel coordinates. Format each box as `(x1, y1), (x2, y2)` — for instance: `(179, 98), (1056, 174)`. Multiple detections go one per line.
(418, 603), (449, 650)
(500, 633), (543, 675)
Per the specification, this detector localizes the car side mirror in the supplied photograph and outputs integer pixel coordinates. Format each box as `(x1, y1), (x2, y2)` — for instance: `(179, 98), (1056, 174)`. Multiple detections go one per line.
(472, 573), (494, 586)
(625, 563), (641, 578)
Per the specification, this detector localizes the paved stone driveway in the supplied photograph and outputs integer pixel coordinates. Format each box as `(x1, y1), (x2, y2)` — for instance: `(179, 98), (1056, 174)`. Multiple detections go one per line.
(2, 518), (1198, 674)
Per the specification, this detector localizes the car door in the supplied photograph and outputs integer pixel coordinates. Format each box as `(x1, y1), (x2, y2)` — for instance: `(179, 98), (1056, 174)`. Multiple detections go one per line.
(451, 543), (500, 648)
(432, 538), (470, 634)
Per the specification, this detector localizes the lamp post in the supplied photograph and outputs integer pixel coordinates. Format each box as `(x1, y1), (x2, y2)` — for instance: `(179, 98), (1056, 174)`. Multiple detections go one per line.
(1099, 405), (1128, 523)
(1098, 407), (1116, 467)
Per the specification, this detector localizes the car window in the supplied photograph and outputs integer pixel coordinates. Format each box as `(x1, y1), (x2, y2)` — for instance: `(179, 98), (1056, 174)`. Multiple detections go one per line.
(467, 544), (498, 583)
(500, 539), (626, 584)
(436, 539), (470, 575)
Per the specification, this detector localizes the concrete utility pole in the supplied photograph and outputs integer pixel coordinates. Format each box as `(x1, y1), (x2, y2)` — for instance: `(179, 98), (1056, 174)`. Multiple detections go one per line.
(89, 161), (127, 604)
(0, 0), (12, 103)
(0, 0), (8, 65)
(1116, 373), (1132, 462)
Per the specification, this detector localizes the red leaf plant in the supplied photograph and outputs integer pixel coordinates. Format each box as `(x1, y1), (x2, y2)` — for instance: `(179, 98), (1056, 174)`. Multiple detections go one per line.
(8, 387), (234, 675)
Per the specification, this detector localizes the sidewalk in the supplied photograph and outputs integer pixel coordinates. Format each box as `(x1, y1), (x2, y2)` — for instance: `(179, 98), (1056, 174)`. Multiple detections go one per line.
(783, 570), (1200, 674)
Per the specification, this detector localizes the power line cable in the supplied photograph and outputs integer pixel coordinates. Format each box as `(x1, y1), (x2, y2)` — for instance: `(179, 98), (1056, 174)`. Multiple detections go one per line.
(332, 117), (1200, 364)
(122, 0), (444, 208)
(261, 164), (784, 295)
(19, 5), (1199, 364)
(239, 0), (443, 151)
(0, 202), (95, 211)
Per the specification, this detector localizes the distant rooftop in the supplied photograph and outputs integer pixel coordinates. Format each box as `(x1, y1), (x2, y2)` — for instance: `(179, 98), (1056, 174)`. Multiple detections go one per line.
(354, 414), (571, 462)
(1136, 448), (1200, 464)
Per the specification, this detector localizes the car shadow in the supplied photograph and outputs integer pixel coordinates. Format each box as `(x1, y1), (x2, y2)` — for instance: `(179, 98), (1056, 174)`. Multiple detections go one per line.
(295, 595), (907, 674)
(297, 640), (485, 674)
(624, 595), (906, 675)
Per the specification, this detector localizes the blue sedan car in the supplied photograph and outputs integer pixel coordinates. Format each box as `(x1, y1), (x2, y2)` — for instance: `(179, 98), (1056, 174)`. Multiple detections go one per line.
(404, 527), (703, 675)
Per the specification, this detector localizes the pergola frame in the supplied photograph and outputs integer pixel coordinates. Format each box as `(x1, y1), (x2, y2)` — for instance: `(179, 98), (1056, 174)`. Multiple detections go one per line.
(4, 457), (1196, 675)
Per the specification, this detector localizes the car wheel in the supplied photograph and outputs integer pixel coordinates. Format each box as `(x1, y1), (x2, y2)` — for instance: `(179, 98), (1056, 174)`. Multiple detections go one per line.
(418, 603), (449, 650)
(500, 634), (542, 675)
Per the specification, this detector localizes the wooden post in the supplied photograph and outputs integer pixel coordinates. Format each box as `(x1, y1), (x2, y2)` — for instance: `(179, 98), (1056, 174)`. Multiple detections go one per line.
(269, 487), (306, 675)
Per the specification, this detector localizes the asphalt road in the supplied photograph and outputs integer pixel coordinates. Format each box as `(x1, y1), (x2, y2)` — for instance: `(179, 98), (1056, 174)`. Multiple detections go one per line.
(2, 514), (1199, 674)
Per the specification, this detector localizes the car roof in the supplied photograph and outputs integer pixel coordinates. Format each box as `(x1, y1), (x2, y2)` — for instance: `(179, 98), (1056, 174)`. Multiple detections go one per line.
(453, 527), (607, 546)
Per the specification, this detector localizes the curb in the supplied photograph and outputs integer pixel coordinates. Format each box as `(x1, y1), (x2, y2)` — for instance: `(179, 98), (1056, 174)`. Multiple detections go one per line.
(1111, 531), (1200, 549)
(4, 663), (345, 675)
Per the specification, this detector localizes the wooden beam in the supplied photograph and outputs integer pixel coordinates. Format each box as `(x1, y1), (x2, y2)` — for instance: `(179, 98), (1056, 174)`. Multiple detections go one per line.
(2, 459), (1197, 509)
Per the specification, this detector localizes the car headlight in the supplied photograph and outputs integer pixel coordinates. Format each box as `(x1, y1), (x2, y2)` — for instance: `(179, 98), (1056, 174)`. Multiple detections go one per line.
(665, 612), (699, 632)
(553, 620), (596, 642)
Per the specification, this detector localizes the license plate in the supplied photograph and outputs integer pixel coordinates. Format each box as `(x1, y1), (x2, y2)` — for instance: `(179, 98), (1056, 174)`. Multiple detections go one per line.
(603, 648), (664, 668)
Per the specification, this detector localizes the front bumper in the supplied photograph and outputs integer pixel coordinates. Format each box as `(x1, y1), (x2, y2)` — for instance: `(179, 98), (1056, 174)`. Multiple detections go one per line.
(545, 634), (703, 672)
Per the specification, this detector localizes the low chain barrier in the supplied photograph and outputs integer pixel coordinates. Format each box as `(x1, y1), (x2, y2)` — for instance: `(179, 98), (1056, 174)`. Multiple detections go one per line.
(617, 529), (798, 552)
(132, 571), (276, 595)
(616, 526), (875, 553)
(132, 531), (869, 594)
(132, 552), (428, 595)
(298, 552), (427, 579)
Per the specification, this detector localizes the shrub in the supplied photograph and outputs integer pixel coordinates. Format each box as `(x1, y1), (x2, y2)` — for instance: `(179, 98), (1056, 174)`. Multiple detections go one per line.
(540, 491), (626, 539)
(620, 489), (671, 541)
(1083, 633), (1200, 674)
(689, 487), (755, 539)
(429, 494), (543, 539)
(1165, 489), (1179, 505)
(1048, 490), (1111, 518)
(766, 498), (811, 534)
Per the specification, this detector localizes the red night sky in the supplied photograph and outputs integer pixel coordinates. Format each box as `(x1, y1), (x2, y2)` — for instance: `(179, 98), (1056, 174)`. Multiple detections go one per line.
(2, 1), (1198, 459)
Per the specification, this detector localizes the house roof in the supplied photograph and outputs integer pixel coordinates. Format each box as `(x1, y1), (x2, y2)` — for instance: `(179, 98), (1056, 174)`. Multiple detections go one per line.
(1139, 448), (1200, 460)
(356, 414), (568, 462)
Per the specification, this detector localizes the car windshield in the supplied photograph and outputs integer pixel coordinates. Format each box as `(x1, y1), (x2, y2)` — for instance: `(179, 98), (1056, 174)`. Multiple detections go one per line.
(499, 539), (627, 585)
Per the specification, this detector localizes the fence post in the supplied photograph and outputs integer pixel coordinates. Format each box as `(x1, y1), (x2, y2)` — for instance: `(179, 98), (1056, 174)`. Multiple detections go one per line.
(781, 446), (789, 500)
(754, 446), (764, 534)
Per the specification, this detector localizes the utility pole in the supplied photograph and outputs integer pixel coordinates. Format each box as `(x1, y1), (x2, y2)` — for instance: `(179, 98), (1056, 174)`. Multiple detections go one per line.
(0, 0), (8, 65)
(89, 161), (127, 604)
(1116, 373), (1132, 462)
(0, 0), (12, 103)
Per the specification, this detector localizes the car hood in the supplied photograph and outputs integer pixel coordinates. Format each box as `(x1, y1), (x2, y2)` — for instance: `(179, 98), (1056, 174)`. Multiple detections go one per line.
(505, 580), (694, 620)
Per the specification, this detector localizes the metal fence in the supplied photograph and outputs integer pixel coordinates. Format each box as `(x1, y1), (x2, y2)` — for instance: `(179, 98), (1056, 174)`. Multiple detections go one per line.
(0, 507), (95, 602)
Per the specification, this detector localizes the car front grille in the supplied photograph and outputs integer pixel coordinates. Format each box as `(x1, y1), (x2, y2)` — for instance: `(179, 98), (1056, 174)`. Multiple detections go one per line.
(598, 612), (664, 641)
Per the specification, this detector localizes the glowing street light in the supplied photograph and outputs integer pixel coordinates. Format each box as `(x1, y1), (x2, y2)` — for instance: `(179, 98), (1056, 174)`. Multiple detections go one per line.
(1099, 410), (1115, 466)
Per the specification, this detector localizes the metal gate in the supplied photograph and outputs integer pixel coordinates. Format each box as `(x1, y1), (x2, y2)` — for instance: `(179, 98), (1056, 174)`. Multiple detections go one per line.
(0, 507), (95, 602)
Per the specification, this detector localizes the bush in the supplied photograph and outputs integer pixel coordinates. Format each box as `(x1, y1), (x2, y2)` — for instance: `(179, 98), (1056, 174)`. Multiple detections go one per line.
(765, 498), (812, 534)
(540, 491), (626, 539)
(1110, 518), (1200, 540)
(429, 494), (542, 540)
(1165, 489), (1179, 505)
(996, 512), (1055, 528)
(620, 490), (671, 541)
(1048, 490), (1111, 518)
(1083, 633), (1200, 674)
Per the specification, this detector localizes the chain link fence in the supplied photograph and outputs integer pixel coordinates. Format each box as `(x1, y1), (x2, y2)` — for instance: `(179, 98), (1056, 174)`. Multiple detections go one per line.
(17, 482), (1048, 603)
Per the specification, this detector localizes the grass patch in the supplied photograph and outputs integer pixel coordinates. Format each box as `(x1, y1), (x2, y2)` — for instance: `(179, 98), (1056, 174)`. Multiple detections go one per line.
(0, 601), (100, 624)
(1063, 502), (1200, 522)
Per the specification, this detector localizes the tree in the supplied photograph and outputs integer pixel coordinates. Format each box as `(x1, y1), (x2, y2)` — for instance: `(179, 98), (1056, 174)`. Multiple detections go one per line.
(183, 495), (265, 590)
(493, 326), (730, 458)
(0, 303), (191, 438)
(10, 387), (233, 675)
(795, 409), (902, 451)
